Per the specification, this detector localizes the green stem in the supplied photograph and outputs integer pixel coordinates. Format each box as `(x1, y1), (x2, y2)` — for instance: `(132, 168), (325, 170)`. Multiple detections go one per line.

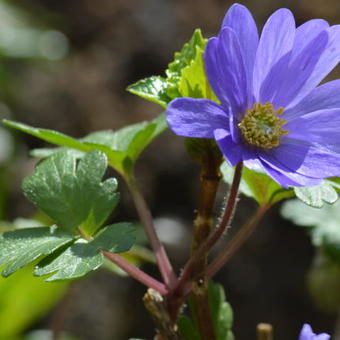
(189, 158), (222, 340)
(126, 174), (177, 289)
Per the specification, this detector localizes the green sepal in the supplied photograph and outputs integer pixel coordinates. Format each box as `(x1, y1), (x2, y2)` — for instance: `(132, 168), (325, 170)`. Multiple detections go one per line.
(294, 180), (340, 208)
(4, 114), (166, 175)
(221, 163), (293, 206)
(34, 223), (136, 281)
(0, 226), (74, 277)
(22, 150), (119, 235)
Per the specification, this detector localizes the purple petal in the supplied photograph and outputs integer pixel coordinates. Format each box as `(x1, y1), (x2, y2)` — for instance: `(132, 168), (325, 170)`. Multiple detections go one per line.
(253, 8), (295, 102)
(222, 4), (259, 96)
(291, 19), (329, 62)
(299, 324), (330, 340)
(287, 25), (340, 108)
(284, 80), (340, 120)
(271, 31), (328, 108)
(166, 98), (228, 138)
(260, 139), (340, 179)
(205, 28), (249, 115)
(214, 129), (256, 166)
(259, 158), (319, 187)
(285, 108), (340, 148)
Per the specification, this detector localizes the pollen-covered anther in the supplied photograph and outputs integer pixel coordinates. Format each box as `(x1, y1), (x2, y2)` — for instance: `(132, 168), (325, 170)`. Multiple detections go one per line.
(238, 102), (288, 149)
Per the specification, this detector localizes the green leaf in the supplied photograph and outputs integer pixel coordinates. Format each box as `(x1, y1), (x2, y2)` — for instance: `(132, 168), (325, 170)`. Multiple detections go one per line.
(178, 316), (200, 340)
(83, 113), (167, 164)
(208, 281), (234, 340)
(178, 46), (218, 102)
(294, 180), (340, 208)
(4, 114), (167, 175)
(128, 29), (207, 105)
(23, 150), (119, 235)
(0, 226), (74, 277)
(166, 29), (206, 89)
(221, 163), (293, 205)
(35, 223), (136, 281)
(0, 265), (67, 338)
(281, 199), (340, 261)
(127, 76), (171, 108)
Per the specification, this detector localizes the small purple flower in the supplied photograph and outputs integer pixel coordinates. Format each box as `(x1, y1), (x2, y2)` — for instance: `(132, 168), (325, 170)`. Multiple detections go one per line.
(299, 324), (330, 340)
(166, 4), (340, 187)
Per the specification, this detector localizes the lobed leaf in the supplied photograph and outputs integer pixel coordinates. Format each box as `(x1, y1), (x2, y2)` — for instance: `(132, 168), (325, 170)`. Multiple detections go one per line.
(0, 226), (74, 277)
(4, 114), (166, 175)
(35, 223), (136, 281)
(127, 76), (171, 108)
(294, 180), (340, 208)
(127, 29), (207, 105)
(22, 150), (119, 235)
(281, 199), (340, 261)
(179, 46), (218, 102)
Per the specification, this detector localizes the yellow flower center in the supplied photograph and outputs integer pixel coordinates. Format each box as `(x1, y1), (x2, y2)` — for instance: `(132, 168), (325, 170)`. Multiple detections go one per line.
(238, 102), (288, 149)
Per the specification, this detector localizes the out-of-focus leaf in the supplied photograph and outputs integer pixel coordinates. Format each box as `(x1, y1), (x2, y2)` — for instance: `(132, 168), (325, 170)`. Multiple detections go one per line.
(208, 281), (234, 340)
(4, 114), (166, 175)
(23, 150), (119, 235)
(221, 163), (293, 205)
(0, 226), (74, 277)
(178, 316), (200, 340)
(0, 265), (67, 339)
(307, 251), (340, 313)
(35, 223), (136, 281)
(294, 181), (340, 208)
(281, 199), (340, 260)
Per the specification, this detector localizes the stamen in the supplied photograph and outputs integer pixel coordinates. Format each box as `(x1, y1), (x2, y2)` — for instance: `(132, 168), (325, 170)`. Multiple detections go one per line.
(238, 102), (288, 149)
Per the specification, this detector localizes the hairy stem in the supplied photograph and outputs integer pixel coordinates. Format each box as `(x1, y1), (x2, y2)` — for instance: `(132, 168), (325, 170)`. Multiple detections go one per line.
(174, 162), (243, 296)
(126, 174), (177, 289)
(102, 251), (168, 295)
(207, 204), (270, 278)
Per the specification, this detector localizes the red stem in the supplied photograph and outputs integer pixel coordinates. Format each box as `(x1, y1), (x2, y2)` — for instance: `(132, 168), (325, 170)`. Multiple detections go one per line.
(102, 251), (168, 295)
(126, 175), (177, 289)
(207, 204), (269, 278)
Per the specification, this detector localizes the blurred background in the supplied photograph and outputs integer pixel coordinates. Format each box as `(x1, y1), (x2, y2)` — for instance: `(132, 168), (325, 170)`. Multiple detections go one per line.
(0, 0), (340, 339)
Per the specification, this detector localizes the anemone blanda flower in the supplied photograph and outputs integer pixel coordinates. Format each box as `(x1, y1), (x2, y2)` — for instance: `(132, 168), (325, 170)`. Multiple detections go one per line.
(166, 4), (340, 187)
(299, 324), (330, 340)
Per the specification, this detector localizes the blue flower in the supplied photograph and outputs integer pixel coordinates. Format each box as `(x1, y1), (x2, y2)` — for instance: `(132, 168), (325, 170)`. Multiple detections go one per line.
(166, 4), (340, 187)
(299, 324), (330, 340)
